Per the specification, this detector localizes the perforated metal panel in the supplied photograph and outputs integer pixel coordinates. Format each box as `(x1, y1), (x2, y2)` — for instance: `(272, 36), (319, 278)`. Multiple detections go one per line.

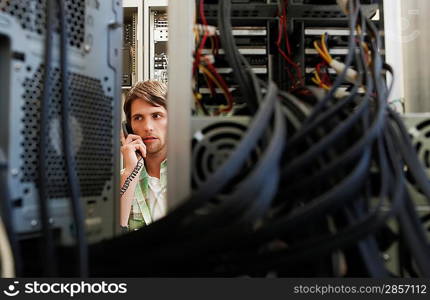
(0, 0), (122, 244)
(0, 0), (85, 48)
(21, 65), (113, 199)
(301, 10), (345, 18)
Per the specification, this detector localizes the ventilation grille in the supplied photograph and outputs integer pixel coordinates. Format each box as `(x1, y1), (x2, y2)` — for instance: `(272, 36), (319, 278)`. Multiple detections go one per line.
(0, 0), (85, 49)
(405, 118), (430, 196)
(409, 119), (430, 170)
(301, 10), (345, 18)
(191, 121), (260, 191)
(204, 9), (260, 18)
(21, 65), (113, 199)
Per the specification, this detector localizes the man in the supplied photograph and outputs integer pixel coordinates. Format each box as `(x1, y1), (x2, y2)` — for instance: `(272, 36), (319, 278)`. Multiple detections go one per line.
(120, 80), (168, 231)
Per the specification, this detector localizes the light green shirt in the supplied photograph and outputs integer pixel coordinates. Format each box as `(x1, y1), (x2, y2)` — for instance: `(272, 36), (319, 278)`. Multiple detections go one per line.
(128, 160), (167, 231)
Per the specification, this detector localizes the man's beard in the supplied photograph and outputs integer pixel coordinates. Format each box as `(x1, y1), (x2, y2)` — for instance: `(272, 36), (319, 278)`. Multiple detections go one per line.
(145, 140), (165, 155)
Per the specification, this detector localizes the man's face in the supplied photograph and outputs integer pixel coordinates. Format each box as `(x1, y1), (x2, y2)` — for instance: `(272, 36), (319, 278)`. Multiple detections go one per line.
(130, 99), (167, 157)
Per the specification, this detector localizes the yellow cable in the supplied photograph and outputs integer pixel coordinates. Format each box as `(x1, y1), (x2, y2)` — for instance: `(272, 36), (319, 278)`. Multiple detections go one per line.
(202, 72), (215, 97)
(198, 65), (231, 112)
(362, 42), (372, 65)
(311, 78), (330, 90)
(321, 83), (330, 90)
(312, 71), (330, 90)
(313, 41), (332, 63)
(193, 91), (202, 103)
(321, 33), (333, 62)
(199, 65), (223, 92)
(313, 70), (322, 82)
(311, 77), (321, 86)
(193, 92), (209, 115)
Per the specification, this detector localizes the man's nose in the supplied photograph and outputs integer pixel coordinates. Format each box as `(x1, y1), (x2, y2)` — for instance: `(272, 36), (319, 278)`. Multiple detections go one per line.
(142, 119), (154, 132)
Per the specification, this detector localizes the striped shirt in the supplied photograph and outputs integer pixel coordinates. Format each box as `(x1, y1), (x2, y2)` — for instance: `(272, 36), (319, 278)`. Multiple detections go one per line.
(128, 160), (167, 231)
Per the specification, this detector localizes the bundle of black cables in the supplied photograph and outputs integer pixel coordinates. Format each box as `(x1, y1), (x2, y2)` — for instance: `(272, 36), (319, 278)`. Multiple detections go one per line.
(87, 0), (430, 277)
(35, 0), (87, 277)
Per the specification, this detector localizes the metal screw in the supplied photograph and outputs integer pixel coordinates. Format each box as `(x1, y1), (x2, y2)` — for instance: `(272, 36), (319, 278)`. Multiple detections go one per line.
(30, 220), (38, 227)
(14, 64), (22, 71)
(383, 253), (390, 262)
(11, 169), (19, 176)
(49, 218), (54, 225)
(84, 34), (93, 53)
(84, 44), (91, 53)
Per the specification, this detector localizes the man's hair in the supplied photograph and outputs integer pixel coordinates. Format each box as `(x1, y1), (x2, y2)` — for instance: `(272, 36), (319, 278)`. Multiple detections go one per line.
(124, 80), (167, 125)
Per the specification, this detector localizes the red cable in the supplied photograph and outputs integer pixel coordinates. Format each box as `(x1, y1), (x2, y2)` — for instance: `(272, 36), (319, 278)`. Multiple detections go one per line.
(193, 0), (209, 73)
(205, 72), (217, 97)
(203, 58), (234, 113)
(316, 61), (332, 86)
(194, 0), (233, 114)
(282, 1), (291, 55)
(276, 0), (304, 88)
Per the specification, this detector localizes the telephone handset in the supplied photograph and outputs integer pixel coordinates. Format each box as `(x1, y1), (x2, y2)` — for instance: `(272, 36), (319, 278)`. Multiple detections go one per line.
(120, 121), (144, 196)
(122, 121), (134, 137)
(122, 121), (144, 157)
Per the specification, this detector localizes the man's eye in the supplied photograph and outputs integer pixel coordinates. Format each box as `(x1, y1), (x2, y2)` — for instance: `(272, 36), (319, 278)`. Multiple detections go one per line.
(153, 113), (161, 119)
(134, 116), (142, 121)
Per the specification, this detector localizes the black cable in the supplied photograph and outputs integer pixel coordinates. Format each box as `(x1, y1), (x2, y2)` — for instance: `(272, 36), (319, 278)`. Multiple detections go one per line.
(233, 0), (403, 275)
(281, 21), (374, 186)
(162, 8), (281, 239)
(134, 94), (286, 265)
(281, 76), (374, 194)
(349, 207), (390, 278)
(303, 0), (360, 125)
(230, 136), (404, 274)
(57, 0), (88, 277)
(342, 135), (392, 278)
(389, 110), (430, 204)
(277, 14), (374, 204)
(135, 6), (291, 258)
(89, 62), (275, 259)
(278, 1), (385, 205)
(86, 0), (430, 278)
(386, 144), (430, 276)
(178, 85), (284, 236)
(386, 119), (430, 276)
(218, 0), (259, 113)
(38, 0), (57, 277)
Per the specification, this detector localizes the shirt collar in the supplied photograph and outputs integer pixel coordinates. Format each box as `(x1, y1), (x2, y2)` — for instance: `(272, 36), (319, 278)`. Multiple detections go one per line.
(161, 159), (167, 169)
(140, 159), (167, 179)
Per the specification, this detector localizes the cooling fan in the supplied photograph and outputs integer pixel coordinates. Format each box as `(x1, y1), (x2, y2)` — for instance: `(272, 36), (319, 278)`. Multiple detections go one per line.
(191, 117), (261, 191)
(378, 114), (430, 276)
(402, 113), (430, 205)
(405, 115), (430, 170)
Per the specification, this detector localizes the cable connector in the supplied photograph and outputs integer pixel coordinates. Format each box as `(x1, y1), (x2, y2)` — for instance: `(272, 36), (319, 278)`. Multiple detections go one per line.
(329, 59), (358, 84)
(201, 54), (215, 65)
(333, 88), (351, 99)
(194, 24), (217, 36)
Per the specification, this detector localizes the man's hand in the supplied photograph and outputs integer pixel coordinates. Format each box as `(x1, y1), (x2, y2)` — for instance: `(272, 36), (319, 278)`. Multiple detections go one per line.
(121, 130), (147, 173)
